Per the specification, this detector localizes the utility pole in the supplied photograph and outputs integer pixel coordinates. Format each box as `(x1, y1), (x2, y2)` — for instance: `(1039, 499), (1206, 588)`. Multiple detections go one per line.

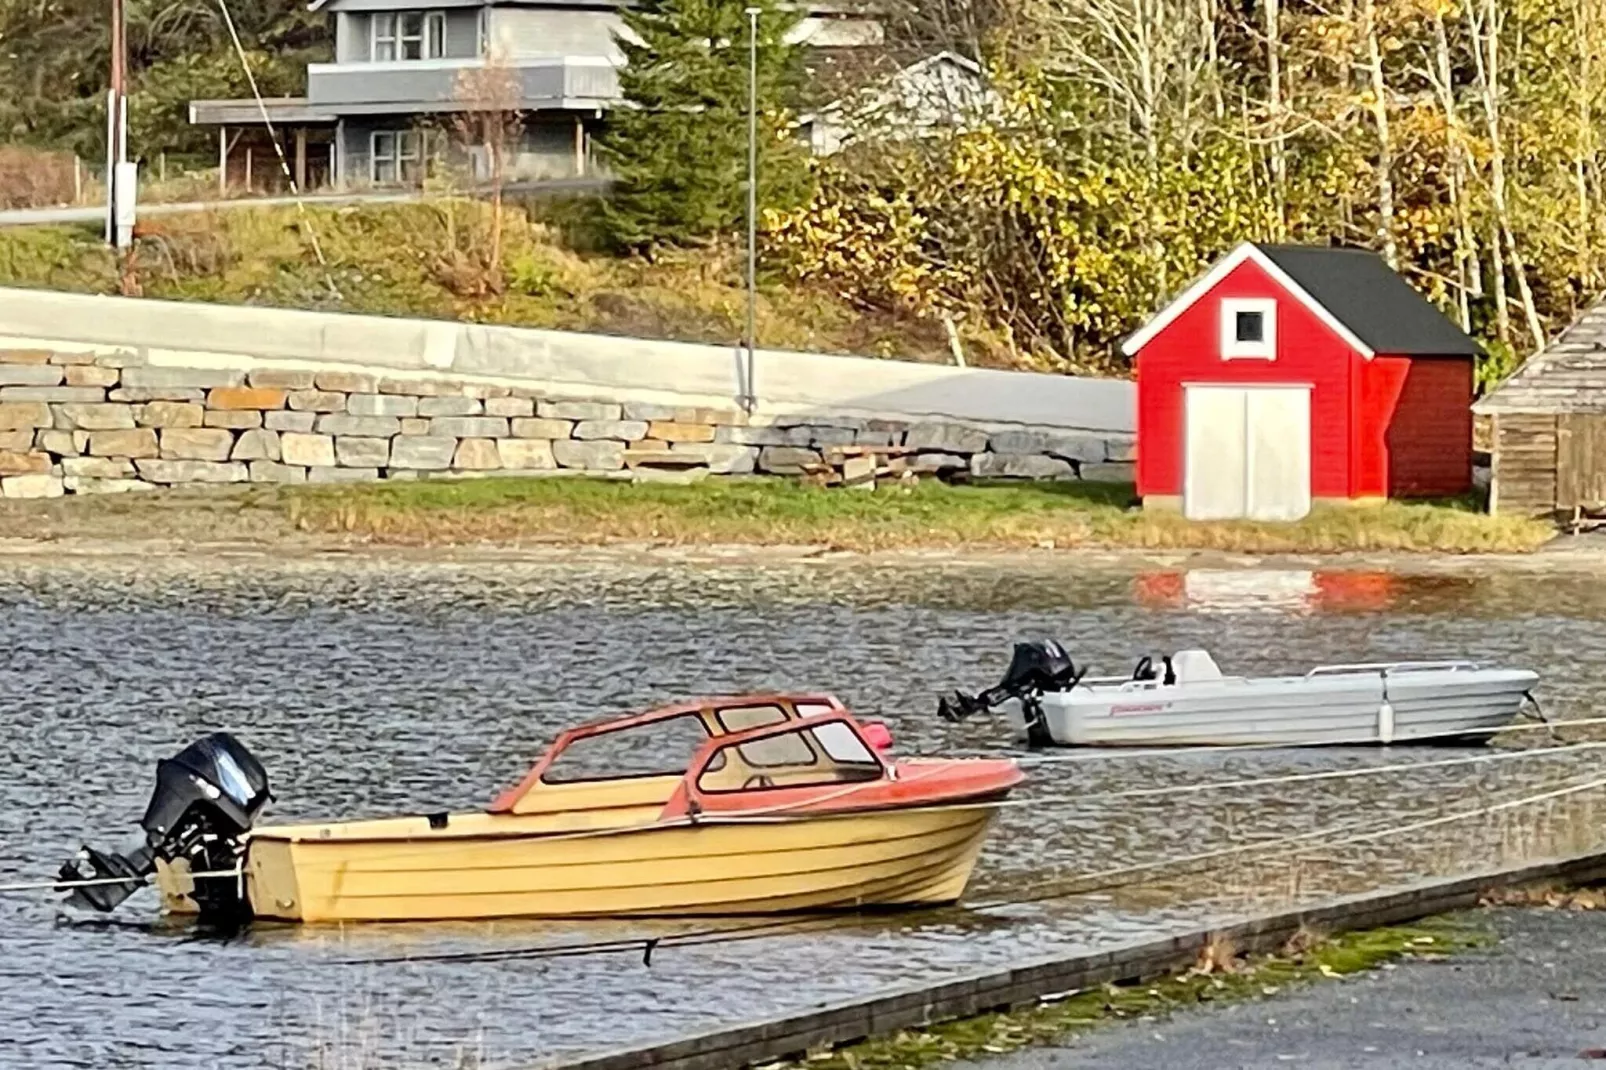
(106, 0), (134, 249)
(742, 5), (760, 413)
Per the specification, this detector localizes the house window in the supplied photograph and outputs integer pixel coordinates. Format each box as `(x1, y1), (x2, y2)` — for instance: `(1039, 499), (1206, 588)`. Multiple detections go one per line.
(1220, 297), (1277, 359)
(370, 130), (424, 184)
(373, 10), (446, 61)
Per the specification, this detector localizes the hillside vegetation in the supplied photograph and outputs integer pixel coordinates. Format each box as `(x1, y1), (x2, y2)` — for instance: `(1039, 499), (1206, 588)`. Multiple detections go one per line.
(0, 201), (979, 364)
(1, 0), (1602, 383)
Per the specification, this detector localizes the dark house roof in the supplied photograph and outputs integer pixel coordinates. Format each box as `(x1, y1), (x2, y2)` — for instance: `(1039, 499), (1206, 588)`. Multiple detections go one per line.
(1255, 244), (1481, 357)
(1474, 296), (1606, 415)
(1123, 241), (1480, 359)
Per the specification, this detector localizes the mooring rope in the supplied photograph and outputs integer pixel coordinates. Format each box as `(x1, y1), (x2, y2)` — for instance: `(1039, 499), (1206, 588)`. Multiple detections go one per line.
(0, 867), (241, 896)
(341, 768), (1606, 968)
(968, 766), (1606, 911)
(13, 737), (1604, 888)
(14, 769), (1601, 972)
(691, 737), (1606, 826)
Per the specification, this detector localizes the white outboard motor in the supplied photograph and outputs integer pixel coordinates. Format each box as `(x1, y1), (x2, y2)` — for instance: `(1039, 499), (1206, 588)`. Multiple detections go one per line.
(57, 732), (271, 921)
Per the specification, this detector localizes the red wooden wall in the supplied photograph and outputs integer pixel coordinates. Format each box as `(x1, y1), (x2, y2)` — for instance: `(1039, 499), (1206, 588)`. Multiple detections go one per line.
(1136, 258), (1355, 499)
(1362, 356), (1473, 497)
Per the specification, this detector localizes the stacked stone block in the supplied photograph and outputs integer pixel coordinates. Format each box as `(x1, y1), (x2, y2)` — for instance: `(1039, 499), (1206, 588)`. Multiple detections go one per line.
(0, 349), (1136, 498)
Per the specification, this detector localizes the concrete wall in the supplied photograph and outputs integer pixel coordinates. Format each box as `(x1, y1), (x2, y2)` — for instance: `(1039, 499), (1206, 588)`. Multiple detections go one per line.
(0, 290), (1135, 498)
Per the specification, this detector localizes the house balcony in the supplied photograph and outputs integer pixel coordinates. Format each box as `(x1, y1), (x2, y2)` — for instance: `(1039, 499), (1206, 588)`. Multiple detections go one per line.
(306, 56), (621, 115)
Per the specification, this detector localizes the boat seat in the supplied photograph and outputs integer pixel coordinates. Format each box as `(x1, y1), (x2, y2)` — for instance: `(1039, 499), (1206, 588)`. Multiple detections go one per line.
(1171, 649), (1223, 684)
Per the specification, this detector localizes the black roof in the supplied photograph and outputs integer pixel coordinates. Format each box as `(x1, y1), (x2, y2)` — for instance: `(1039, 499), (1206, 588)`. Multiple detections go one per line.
(1255, 244), (1480, 357)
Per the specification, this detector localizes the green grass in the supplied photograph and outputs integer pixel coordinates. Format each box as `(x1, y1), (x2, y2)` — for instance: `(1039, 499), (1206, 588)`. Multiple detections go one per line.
(0, 201), (973, 364)
(278, 476), (1552, 554)
(781, 917), (1490, 1070)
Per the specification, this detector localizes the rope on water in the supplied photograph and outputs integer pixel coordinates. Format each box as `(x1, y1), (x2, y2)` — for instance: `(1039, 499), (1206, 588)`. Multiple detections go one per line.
(968, 766), (1606, 911)
(344, 769), (1606, 968)
(10, 737), (1605, 894)
(0, 868), (241, 896)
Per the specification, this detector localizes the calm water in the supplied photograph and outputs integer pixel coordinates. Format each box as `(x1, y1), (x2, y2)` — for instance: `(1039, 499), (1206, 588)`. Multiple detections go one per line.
(1, 554), (1604, 1068)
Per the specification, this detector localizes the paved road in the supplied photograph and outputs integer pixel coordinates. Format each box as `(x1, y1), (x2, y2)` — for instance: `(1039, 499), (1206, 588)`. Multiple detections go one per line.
(0, 177), (609, 226)
(961, 909), (1606, 1070)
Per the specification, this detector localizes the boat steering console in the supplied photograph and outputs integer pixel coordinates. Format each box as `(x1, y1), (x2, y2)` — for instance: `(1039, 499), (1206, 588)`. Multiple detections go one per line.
(1131, 655), (1177, 685)
(938, 639), (1087, 748)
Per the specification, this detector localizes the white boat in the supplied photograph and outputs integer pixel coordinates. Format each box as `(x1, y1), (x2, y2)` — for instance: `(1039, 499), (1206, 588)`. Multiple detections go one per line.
(940, 642), (1540, 748)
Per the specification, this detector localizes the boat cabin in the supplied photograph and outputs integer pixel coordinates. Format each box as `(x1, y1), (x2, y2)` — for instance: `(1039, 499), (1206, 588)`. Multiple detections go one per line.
(488, 694), (897, 822)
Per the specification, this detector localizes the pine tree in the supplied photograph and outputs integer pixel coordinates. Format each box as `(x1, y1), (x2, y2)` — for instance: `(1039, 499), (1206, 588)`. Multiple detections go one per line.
(595, 0), (812, 250)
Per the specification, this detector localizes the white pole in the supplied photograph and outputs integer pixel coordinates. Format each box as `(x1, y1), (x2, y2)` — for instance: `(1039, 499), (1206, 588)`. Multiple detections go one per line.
(743, 6), (760, 413)
(104, 90), (116, 244)
(114, 94), (133, 249)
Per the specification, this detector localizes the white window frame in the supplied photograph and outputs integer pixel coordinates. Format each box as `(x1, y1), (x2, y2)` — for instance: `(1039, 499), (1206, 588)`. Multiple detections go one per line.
(371, 10), (447, 62)
(1220, 297), (1277, 359)
(370, 129), (424, 185)
(425, 11), (446, 58)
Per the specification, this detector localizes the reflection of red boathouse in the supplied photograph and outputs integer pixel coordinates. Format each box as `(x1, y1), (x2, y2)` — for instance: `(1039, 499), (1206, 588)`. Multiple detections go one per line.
(1132, 570), (1401, 613)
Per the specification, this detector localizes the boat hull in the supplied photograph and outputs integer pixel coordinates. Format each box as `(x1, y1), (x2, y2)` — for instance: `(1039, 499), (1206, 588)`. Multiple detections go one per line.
(1006, 668), (1538, 746)
(234, 804), (1001, 923)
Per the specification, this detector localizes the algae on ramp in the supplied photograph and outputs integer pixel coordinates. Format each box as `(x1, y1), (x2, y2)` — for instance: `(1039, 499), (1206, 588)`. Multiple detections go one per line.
(780, 917), (1490, 1070)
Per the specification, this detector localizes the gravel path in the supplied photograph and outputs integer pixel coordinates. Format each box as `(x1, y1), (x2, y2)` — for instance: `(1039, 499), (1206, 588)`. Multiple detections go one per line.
(960, 909), (1606, 1070)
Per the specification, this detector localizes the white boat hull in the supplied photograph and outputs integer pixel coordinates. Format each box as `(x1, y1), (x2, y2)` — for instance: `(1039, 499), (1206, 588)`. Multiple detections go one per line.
(1004, 665), (1538, 747)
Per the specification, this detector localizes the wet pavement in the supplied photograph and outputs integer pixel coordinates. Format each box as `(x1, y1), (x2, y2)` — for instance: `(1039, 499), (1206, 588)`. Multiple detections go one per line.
(962, 908), (1606, 1069)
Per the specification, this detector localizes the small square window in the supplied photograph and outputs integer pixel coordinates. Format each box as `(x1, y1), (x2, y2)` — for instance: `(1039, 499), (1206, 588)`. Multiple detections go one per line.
(1220, 298), (1276, 359)
(1235, 310), (1264, 344)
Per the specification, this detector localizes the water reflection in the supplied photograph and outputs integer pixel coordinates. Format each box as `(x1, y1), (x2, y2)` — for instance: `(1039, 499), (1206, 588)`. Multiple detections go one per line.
(1131, 568), (1408, 615)
(0, 555), (1601, 1068)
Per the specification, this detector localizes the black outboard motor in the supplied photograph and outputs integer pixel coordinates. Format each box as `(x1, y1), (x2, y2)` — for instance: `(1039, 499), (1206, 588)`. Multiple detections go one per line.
(938, 640), (1085, 748)
(57, 733), (271, 921)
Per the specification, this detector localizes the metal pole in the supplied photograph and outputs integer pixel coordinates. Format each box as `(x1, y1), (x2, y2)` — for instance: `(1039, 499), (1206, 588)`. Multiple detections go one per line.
(743, 6), (760, 413)
(108, 0), (121, 244)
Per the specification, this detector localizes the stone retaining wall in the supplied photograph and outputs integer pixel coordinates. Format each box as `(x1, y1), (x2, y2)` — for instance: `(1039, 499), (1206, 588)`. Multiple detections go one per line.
(0, 349), (1136, 498)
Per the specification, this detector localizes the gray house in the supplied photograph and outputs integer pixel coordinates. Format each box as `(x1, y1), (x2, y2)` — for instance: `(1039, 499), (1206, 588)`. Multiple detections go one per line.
(189, 0), (882, 192)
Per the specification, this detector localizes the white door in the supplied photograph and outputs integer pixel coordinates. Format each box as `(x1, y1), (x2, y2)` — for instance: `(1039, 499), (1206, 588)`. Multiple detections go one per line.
(1184, 386), (1311, 521)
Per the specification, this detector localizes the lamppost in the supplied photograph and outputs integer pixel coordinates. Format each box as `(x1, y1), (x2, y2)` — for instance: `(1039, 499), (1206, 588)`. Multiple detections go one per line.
(742, 5), (761, 413)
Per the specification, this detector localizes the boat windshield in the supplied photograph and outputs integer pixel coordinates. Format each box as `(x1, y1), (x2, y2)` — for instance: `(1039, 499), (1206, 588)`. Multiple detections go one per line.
(541, 713), (710, 783)
(696, 719), (883, 793)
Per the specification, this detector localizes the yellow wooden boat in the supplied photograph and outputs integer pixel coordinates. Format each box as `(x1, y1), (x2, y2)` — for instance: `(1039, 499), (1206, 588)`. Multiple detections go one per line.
(61, 694), (1023, 924)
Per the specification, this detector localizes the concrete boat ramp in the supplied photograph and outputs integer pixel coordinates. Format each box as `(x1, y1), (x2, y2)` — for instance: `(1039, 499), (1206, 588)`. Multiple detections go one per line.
(547, 851), (1606, 1070)
(969, 907), (1606, 1069)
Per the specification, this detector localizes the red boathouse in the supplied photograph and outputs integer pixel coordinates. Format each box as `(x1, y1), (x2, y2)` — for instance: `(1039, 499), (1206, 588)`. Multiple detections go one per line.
(1123, 242), (1479, 520)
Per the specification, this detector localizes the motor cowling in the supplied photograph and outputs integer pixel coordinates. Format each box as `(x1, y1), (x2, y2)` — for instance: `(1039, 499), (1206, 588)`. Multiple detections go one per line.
(58, 732), (271, 920)
(938, 640), (1080, 721)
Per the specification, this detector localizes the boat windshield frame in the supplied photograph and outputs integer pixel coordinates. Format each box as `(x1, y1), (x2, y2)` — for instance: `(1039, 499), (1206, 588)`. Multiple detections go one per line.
(659, 711), (891, 817)
(487, 694), (851, 812)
